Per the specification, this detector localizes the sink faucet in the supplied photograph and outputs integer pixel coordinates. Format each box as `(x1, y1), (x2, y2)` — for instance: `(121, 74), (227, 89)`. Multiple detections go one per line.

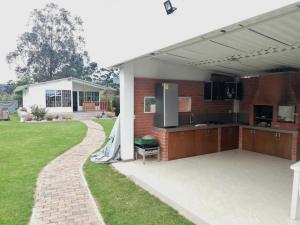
(189, 113), (195, 125)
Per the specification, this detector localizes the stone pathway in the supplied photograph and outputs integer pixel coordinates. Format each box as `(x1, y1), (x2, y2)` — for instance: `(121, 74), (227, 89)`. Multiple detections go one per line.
(30, 120), (105, 225)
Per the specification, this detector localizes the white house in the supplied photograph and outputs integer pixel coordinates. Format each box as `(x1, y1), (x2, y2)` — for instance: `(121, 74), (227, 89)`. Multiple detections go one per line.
(15, 77), (112, 113)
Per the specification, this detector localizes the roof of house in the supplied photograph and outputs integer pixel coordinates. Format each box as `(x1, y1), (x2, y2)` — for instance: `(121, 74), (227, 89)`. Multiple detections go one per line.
(108, 1), (300, 76)
(14, 77), (116, 93)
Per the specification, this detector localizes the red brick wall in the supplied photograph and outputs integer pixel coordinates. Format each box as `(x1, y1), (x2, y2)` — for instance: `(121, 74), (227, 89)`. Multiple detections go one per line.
(241, 73), (300, 130)
(134, 78), (233, 138)
(152, 129), (169, 160)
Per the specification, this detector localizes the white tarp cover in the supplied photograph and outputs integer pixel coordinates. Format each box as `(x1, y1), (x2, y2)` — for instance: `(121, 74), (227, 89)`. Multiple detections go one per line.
(0, 101), (17, 112)
(90, 116), (121, 163)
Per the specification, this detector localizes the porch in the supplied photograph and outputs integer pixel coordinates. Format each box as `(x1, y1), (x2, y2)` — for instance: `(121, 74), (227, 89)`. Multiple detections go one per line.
(113, 150), (300, 225)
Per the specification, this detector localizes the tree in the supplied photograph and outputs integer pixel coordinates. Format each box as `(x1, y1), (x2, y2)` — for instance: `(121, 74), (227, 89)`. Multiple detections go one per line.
(92, 67), (120, 90)
(7, 3), (94, 82)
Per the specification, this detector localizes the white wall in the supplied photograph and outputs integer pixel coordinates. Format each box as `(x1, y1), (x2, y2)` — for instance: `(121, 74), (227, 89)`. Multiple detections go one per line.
(23, 79), (73, 113)
(133, 58), (211, 81)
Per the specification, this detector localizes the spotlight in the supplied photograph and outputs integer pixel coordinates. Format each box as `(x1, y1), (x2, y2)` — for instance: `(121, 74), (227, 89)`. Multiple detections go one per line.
(164, 0), (177, 15)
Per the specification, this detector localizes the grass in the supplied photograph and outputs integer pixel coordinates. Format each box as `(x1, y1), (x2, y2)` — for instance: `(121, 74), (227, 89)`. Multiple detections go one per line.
(84, 119), (194, 225)
(0, 115), (87, 225)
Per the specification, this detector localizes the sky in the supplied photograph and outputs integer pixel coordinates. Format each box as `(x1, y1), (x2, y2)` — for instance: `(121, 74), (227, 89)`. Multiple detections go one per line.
(0, 0), (297, 83)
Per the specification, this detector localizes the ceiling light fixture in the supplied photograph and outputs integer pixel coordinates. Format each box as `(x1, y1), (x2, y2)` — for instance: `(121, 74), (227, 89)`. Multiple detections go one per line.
(164, 0), (177, 15)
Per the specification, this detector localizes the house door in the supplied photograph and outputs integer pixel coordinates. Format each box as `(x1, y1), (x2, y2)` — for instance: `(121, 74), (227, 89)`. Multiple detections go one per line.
(73, 91), (78, 112)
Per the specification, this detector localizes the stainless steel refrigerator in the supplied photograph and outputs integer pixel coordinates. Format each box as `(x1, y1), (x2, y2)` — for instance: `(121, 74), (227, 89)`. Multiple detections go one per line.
(154, 83), (178, 127)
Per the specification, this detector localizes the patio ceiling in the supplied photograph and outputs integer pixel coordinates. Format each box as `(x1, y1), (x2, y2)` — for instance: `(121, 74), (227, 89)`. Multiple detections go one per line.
(123, 3), (300, 77)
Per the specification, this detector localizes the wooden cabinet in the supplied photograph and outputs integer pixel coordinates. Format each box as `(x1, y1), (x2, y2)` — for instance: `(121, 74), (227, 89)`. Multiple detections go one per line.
(212, 82), (225, 100)
(168, 131), (195, 160)
(204, 82), (242, 100)
(195, 128), (218, 154)
(254, 130), (276, 156)
(275, 132), (292, 160)
(242, 128), (255, 151)
(241, 128), (292, 159)
(221, 126), (239, 151)
(204, 82), (212, 100)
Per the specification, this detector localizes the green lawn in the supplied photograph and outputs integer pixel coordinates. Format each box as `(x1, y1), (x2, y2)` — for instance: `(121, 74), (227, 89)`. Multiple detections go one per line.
(0, 115), (87, 225)
(84, 119), (194, 225)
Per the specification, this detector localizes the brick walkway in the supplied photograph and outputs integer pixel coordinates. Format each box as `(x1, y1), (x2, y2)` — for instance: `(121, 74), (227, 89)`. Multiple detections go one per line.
(30, 120), (105, 225)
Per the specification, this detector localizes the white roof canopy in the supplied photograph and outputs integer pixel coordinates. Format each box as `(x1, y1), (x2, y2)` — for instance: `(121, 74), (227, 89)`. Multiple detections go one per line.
(112, 2), (300, 76)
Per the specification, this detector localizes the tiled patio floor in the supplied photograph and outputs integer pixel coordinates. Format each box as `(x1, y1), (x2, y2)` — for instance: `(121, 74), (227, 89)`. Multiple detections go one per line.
(113, 150), (300, 225)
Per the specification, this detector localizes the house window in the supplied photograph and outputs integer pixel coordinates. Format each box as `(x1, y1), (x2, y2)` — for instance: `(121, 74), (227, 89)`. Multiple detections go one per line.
(45, 90), (71, 107)
(46, 90), (56, 107)
(55, 90), (62, 107)
(79, 91), (84, 106)
(144, 97), (156, 113)
(79, 91), (99, 106)
(62, 90), (71, 107)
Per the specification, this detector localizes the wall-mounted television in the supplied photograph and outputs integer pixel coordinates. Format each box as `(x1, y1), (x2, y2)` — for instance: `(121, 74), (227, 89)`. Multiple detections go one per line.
(278, 105), (296, 123)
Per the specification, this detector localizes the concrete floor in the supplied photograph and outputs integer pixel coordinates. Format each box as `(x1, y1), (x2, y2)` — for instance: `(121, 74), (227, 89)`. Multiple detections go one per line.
(113, 150), (300, 225)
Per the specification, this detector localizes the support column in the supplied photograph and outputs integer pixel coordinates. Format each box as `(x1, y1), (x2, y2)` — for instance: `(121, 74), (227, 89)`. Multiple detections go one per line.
(120, 63), (135, 160)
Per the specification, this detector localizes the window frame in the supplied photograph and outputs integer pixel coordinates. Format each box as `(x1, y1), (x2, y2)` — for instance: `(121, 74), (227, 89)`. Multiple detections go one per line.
(45, 89), (72, 108)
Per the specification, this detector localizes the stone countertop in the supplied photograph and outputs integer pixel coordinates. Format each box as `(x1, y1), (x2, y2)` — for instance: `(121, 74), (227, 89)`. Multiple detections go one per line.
(154, 123), (239, 133)
(240, 125), (299, 135)
(154, 124), (300, 134)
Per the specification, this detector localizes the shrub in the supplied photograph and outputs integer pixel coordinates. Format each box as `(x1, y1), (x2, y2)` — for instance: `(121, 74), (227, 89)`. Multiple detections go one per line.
(54, 115), (59, 119)
(112, 96), (120, 116)
(30, 105), (47, 121)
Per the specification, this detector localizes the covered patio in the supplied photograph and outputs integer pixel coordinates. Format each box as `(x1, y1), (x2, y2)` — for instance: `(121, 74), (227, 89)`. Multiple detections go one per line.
(109, 2), (300, 225)
(114, 150), (300, 225)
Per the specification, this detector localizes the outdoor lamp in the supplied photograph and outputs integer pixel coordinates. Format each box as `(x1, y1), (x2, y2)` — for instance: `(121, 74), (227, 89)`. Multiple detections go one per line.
(164, 0), (177, 15)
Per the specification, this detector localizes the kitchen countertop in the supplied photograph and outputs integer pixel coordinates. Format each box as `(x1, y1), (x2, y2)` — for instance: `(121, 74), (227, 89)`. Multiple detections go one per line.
(154, 124), (300, 134)
(240, 125), (299, 135)
(154, 123), (239, 132)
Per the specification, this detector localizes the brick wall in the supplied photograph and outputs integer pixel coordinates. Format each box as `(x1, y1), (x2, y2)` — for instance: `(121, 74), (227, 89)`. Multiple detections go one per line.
(241, 73), (300, 130)
(152, 128), (169, 160)
(134, 78), (233, 138)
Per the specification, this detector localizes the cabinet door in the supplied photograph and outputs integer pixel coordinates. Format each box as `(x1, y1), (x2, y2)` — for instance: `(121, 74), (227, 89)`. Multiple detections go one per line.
(168, 131), (195, 160)
(236, 82), (242, 100)
(194, 129), (208, 155)
(212, 82), (225, 100)
(207, 128), (218, 153)
(195, 129), (218, 155)
(275, 133), (292, 159)
(242, 128), (254, 151)
(254, 130), (276, 156)
(221, 127), (239, 151)
(204, 82), (212, 100)
(224, 82), (235, 100)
